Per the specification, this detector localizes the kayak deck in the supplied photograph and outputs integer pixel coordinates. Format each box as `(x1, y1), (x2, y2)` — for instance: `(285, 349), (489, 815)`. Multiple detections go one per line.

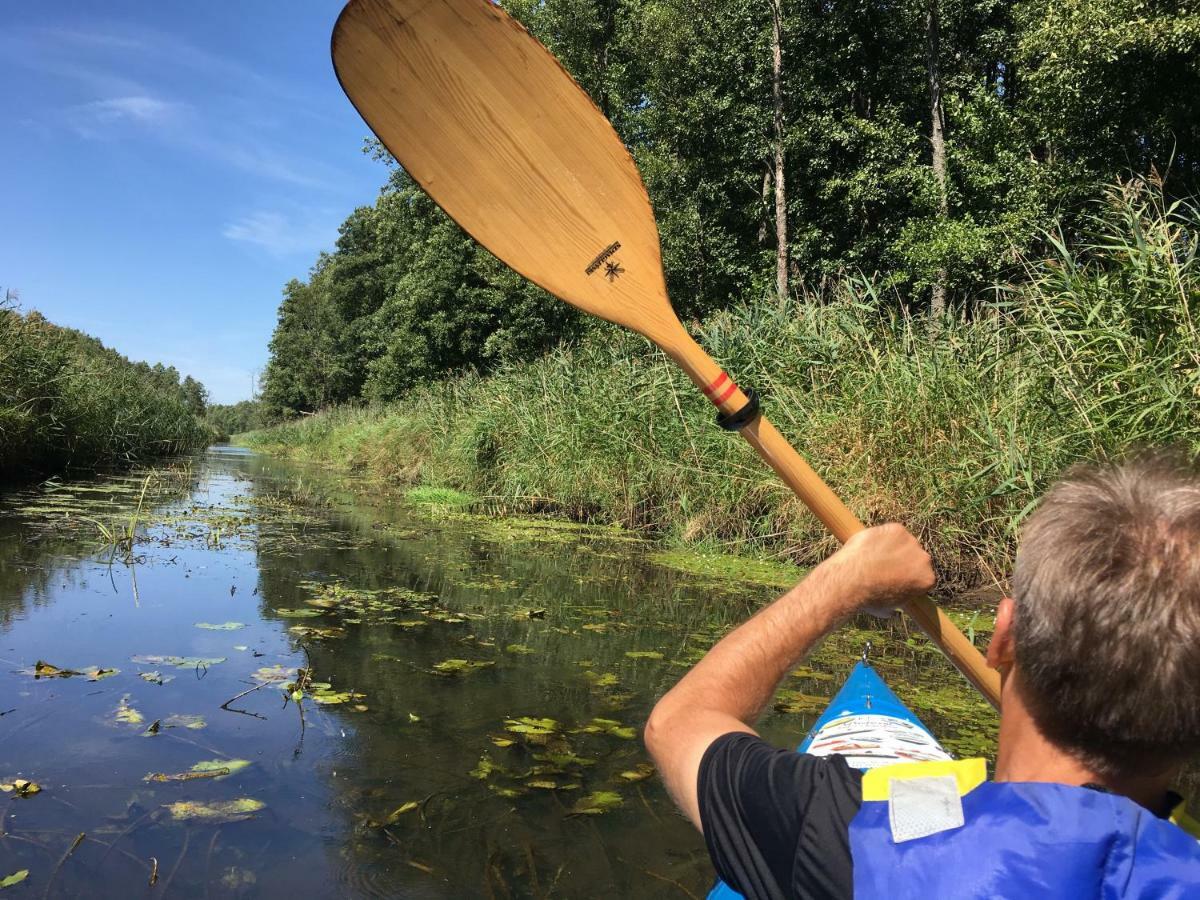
(799, 661), (949, 768)
(707, 662), (948, 899)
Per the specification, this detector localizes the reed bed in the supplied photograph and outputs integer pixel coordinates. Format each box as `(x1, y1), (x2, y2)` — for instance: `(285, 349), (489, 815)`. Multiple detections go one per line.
(243, 179), (1200, 588)
(0, 310), (212, 482)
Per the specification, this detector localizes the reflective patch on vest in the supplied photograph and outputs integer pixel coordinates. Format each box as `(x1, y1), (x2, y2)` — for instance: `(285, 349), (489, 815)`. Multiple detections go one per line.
(888, 774), (965, 843)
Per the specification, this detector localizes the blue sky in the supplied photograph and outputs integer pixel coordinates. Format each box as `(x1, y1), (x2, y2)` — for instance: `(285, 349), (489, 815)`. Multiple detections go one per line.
(2, 2), (385, 403)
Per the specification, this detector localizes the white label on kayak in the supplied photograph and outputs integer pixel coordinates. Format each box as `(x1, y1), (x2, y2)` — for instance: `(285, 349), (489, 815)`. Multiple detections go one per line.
(805, 714), (950, 770)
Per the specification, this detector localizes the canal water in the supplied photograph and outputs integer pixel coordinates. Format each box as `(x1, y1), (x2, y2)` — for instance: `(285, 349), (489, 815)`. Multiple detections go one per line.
(0, 446), (1000, 897)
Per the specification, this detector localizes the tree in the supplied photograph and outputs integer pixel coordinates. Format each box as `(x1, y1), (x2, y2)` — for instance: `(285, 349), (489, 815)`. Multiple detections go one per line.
(770, 0), (788, 302)
(926, 0), (949, 316)
(180, 376), (208, 417)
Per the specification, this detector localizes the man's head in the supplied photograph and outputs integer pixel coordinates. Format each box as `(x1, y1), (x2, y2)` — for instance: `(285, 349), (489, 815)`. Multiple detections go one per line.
(997, 452), (1200, 776)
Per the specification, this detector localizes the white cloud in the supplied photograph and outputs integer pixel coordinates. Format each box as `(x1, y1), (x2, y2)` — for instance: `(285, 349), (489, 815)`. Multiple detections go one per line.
(222, 211), (337, 257)
(82, 95), (176, 124)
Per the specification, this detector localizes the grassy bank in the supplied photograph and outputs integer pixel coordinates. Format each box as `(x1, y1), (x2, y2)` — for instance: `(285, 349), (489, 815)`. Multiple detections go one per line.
(0, 307), (212, 483)
(242, 180), (1200, 589)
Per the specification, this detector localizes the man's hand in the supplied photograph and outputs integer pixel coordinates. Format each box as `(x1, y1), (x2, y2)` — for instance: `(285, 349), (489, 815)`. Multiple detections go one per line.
(644, 522), (934, 832)
(822, 523), (936, 615)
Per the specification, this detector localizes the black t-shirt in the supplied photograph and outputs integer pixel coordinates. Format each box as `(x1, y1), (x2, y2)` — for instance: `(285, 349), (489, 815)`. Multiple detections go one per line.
(698, 732), (863, 900)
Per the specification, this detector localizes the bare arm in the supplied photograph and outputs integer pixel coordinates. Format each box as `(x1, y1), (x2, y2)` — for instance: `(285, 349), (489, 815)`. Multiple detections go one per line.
(643, 524), (935, 829)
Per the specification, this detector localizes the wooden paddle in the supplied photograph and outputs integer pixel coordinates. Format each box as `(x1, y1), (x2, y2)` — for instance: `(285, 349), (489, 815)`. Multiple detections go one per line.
(331, 0), (1002, 708)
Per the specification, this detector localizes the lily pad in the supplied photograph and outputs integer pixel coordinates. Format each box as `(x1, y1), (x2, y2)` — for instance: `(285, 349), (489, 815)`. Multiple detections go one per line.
(132, 654), (226, 669)
(195, 622), (246, 631)
(33, 659), (77, 678)
(309, 689), (365, 706)
(619, 763), (655, 783)
(287, 625), (346, 640)
(471, 754), (498, 780)
(162, 714), (206, 730)
(252, 665), (296, 684)
(32, 661), (118, 680)
(488, 785), (525, 799)
(1, 870), (29, 889)
(166, 798), (265, 823)
(365, 800), (421, 827)
(503, 716), (559, 736)
(274, 608), (324, 618)
(624, 651), (664, 660)
(571, 790), (623, 815)
(192, 759), (251, 777)
(505, 644), (536, 655)
(145, 769), (228, 783)
(139, 671), (173, 685)
(572, 717), (637, 740)
(431, 659), (494, 676)
(584, 671), (620, 688)
(526, 779), (578, 791)
(0, 779), (41, 797)
(115, 695), (145, 726)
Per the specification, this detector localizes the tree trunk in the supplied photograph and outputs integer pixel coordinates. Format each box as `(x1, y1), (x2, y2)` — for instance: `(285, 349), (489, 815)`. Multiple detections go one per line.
(771, 0), (788, 303)
(926, 0), (948, 317)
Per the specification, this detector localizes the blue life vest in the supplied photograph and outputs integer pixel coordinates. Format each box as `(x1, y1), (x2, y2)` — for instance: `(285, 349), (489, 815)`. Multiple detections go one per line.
(852, 760), (1200, 899)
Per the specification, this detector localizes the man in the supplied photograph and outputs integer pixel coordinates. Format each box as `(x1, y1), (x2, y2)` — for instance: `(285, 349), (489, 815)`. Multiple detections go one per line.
(645, 454), (1200, 898)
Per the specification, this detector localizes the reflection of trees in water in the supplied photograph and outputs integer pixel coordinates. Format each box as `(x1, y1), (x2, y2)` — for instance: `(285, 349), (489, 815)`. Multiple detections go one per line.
(0, 466), (201, 628)
(249, 478), (718, 896)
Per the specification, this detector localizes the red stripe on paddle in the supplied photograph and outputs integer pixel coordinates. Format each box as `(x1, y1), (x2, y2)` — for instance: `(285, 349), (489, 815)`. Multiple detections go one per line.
(701, 371), (739, 406)
(701, 372), (729, 398)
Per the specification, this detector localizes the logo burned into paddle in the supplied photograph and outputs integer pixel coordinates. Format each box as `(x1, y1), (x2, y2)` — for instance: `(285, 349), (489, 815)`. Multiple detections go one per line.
(330, 0), (1001, 707)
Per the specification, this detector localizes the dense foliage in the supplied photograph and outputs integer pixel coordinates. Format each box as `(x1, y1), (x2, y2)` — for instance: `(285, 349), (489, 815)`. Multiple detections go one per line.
(206, 400), (272, 441)
(260, 0), (1200, 416)
(0, 305), (212, 481)
(246, 180), (1200, 583)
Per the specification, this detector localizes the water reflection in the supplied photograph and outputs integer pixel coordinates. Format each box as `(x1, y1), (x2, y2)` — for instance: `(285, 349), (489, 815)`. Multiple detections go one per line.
(4, 447), (1182, 897)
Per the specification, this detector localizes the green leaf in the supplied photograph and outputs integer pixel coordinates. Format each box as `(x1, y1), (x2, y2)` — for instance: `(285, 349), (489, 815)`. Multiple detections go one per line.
(431, 658), (494, 676)
(624, 651), (663, 660)
(0, 870), (29, 889)
(114, 694), (144, 726)
(162, 714), (206, 730)
(0, 779), (41, 797)
(571, 791), (623, 815)
(132, 655), (225, 669)
(191, 759), (251, 777)
(273, 608), (324, 618)
(166, 798), (265, 822)
(619, 763), (655, 783)
(194, 622), (246, 630)
(503, 716), (559, 736)
(470, 754), (498, 780)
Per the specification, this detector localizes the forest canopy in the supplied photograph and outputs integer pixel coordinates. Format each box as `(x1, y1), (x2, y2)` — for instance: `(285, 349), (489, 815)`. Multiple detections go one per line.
(260, 0), (1200, 417)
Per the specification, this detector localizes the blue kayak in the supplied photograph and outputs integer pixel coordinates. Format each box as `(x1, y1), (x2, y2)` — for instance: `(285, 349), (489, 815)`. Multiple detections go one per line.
(708, 661), (950, 900)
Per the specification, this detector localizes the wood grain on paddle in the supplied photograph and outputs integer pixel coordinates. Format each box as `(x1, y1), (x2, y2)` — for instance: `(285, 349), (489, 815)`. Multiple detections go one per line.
(332, 0), (1002, 707)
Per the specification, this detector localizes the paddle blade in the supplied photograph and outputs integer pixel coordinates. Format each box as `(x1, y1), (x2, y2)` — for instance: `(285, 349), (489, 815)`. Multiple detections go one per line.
(332, 0), (684, 346)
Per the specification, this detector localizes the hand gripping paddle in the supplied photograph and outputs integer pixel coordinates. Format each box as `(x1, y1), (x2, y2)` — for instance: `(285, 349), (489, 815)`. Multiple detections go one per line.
(331, 0), (1002, 707)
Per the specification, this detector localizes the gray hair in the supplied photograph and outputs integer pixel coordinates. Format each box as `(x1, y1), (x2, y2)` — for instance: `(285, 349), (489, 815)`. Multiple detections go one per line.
(1011, 452), (1200, 775)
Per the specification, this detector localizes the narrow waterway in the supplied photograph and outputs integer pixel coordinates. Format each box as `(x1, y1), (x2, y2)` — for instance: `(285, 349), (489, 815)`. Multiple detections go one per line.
(0, 446), (1000, 897)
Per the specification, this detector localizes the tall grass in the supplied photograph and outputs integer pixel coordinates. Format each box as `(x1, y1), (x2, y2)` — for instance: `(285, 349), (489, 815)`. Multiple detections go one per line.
(242, 178), (1200, 587)
(0, 309), (212, 482)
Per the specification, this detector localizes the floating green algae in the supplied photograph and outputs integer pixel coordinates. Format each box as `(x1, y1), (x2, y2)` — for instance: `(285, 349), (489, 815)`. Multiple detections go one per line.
(405, 486), (477, 508)
(648, 548), (803, 589)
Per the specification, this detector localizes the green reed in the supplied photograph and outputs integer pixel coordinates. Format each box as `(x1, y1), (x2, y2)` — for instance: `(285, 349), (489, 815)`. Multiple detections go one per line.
(241, 177), (1200, 590)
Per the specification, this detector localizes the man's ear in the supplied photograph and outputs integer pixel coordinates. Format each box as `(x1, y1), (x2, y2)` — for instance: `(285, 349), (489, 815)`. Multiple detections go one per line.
(987, 597), (1016, 670)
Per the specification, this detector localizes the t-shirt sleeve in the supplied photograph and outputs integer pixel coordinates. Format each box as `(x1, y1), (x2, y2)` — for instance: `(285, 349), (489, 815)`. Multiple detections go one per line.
(697, 731), (862, 900)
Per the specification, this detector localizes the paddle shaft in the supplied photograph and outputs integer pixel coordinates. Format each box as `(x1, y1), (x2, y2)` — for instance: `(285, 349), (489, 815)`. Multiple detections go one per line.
(665, 331), (1002, 709)
(331, 0), (1000, 709)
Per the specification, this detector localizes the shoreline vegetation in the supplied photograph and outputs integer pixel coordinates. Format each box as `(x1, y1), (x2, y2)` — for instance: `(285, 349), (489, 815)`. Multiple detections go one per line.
(241, 180), (1200, 595)
(0, 305), (212, 484)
